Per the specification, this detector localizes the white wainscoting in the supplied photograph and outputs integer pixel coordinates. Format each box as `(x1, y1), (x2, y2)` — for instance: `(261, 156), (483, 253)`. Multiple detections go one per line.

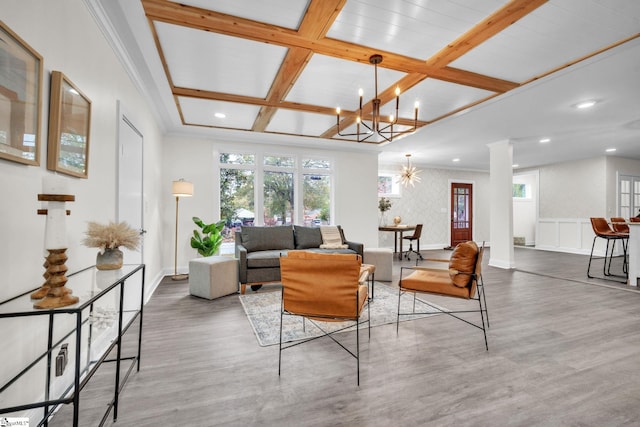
(536, 218), (617, 256)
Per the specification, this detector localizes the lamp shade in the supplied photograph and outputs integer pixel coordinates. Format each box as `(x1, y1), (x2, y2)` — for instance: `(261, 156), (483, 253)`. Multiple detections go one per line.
(172, 179), (193, 197)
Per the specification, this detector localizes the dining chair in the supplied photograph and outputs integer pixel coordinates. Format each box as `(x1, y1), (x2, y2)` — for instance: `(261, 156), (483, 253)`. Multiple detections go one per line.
(403, 224), (424, 263)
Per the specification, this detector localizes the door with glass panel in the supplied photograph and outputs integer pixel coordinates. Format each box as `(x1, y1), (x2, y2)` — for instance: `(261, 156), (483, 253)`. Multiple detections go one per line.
(451, 183), (473, 247)
(619, 175), (640, 218)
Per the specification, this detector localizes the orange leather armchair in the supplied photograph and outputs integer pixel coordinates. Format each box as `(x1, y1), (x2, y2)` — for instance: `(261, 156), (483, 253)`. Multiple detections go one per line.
(279, 251), (370, 385)
(397, 241), (488, 349)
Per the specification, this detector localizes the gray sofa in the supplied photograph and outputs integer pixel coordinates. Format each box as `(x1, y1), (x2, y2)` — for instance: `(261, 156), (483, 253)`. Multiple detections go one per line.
(235, 225), (363, 293)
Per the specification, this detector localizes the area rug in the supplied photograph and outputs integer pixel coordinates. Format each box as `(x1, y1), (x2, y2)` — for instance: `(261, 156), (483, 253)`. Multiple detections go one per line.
(239, 283), (446, 346)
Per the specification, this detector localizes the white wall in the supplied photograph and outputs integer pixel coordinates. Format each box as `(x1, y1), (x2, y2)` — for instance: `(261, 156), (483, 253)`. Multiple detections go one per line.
(2, 0), (164, 417)
(377, 165), (490, 248)
(539, 157), (607, 218)
(534, 156), (640, 254)
(161, 136), (380, 274)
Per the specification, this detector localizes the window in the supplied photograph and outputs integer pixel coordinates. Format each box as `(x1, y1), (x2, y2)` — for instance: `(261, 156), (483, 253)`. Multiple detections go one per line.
(264, 170), (294, 225)
(513, 183), (528, 198)
(219, 152), (332, 230)
(619, 175), (640, 218)
(220, 154), (255, 244)
(378, 173), (401, 197)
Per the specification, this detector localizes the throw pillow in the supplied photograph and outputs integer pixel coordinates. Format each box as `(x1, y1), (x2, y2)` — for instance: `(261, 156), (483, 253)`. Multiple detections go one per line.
(448, 241), (479, 288)
(294, 225), (323, 249)
(319, 226), (348, 249)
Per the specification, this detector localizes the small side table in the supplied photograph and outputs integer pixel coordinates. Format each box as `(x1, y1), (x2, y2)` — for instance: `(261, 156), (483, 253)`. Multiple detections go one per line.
(189, 256), (238, 300)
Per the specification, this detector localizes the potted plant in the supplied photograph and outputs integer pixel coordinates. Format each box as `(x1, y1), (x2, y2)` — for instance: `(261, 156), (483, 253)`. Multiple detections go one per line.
(378, 197), (392, 226)
(82, 221), (140, 270)
(190, 217), (226, 257)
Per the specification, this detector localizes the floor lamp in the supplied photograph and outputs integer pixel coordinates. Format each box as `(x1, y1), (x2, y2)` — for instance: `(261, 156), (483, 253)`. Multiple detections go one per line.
(172, 179), (193, 281)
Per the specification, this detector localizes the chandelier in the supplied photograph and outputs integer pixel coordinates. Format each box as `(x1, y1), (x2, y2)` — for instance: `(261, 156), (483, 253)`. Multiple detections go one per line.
(399, 154), (421, 187)
(336, 54), (418, 143)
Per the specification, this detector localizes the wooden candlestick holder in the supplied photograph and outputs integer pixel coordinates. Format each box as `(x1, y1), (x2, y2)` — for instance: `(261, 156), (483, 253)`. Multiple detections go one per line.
(33, 249), (79, 309)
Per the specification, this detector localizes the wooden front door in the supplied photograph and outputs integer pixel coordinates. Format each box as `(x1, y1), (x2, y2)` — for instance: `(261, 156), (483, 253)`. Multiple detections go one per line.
(451, 183), (473, 247)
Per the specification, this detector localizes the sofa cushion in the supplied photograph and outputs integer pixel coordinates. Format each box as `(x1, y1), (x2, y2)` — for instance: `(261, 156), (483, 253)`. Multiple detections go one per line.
(449, 241), (479, 288)
(294, 225), (323, 249)
(241, 225), (295, 252)
(247, 250), (288, 268)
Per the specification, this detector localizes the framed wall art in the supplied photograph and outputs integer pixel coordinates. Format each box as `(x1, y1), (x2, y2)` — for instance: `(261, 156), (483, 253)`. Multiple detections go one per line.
(378, 173), (401, 198)
(47, 71), (91, 178)
(0, 20), (43, 166)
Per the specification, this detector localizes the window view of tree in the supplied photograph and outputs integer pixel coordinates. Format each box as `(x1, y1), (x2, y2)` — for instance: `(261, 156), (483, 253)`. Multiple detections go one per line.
(303, 174), (330, 225)
(263, 171), (293, 225)
(220, 153), (255, 243)
(513, 183), (527, 198)
(218, 153), (331, 233)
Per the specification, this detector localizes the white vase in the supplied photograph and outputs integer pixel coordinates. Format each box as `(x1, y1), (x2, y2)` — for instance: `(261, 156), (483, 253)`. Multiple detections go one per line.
(379, 211), (388, 226)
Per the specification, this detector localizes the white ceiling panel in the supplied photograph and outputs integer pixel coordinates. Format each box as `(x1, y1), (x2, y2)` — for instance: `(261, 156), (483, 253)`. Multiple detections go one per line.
(286, 54), (406, 110)
(156, 22), (288, 97)
(179, 97), (260, 129)
(399, 79), (494, 122)
(328, 0), (506, 58)
(169, 0), (310, 29)
(450, 0), (640, 82)
(267, 110), (337, 136)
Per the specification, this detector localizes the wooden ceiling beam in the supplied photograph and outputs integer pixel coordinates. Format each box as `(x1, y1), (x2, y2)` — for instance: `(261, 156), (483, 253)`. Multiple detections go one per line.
(252, 0), (346, 132)
(141, 0), (518, 93)
(427, 0), (549, 68)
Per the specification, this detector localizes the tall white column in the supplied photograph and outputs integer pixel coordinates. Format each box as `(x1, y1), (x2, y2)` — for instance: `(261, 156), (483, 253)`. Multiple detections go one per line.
(488, 140), (515, 269)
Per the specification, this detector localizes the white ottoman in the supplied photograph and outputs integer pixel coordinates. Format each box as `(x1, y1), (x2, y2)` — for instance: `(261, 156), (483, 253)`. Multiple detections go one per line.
(363, 247), (393, 282)
(189, 256), (238, 300)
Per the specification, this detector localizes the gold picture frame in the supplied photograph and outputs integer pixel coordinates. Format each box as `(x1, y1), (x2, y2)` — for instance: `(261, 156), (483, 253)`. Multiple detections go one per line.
(47, 71), (91, 178)
(0, 20), (43, 166)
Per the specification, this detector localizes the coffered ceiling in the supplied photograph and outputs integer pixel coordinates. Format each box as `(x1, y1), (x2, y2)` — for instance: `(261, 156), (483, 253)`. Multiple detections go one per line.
(90, 0), (640, 170)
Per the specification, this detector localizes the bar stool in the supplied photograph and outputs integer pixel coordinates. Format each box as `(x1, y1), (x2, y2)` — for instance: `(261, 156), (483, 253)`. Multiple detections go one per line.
(610, 217), (629, 273)
(587, 217), (627, 283)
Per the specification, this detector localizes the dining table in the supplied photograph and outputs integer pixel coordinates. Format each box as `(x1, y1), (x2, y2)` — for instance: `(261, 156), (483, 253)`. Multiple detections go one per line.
(378, 224), (416, 260)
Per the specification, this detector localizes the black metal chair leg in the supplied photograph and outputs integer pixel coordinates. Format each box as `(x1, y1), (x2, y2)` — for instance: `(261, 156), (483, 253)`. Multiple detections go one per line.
(587, 236), (597, 278)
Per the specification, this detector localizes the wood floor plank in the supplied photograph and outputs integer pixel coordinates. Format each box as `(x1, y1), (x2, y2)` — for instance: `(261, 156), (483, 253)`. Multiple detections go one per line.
(48, 248), (640, 426)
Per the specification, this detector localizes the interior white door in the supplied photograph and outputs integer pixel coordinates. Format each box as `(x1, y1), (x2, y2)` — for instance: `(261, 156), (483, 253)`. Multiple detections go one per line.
(117, 103), (144, 265)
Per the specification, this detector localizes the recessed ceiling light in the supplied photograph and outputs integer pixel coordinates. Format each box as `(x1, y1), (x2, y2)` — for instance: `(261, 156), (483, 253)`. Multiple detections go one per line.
(606, 148), (616, 153)
(512, 164), (519, 168)
(539, 138), (550, 143)
(452, 158), (460, 162)
(575, 100), (597, 109)
(214, 112), (226, 118)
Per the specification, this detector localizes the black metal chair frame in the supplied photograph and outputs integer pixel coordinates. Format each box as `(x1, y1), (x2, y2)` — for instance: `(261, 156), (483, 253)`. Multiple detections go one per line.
(278, 287), (371, 385)
(403, 224), (424, 263)
(396, 265), (489, 351)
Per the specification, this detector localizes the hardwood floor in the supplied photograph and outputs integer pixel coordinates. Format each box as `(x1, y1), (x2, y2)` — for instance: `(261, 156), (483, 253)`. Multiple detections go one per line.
(50, 248), (640, 426)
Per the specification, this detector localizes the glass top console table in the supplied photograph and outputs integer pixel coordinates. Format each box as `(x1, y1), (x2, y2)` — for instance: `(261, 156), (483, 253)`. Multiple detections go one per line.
(0, 264), (145, 426)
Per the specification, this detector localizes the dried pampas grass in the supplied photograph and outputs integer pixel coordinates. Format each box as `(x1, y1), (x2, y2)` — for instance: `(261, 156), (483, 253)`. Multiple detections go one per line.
(82, 221), (140, 252)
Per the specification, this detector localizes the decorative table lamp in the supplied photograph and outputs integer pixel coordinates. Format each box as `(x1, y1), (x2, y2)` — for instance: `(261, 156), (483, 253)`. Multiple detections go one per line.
(32, 177), (79, 309)
(172, 179), (193, 281)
